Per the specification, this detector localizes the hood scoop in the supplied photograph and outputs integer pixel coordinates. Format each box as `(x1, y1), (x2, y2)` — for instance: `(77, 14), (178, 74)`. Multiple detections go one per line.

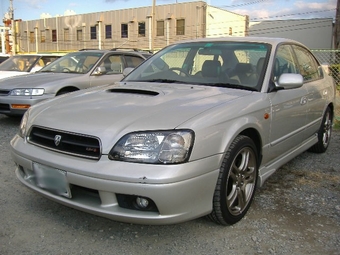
(107, 88), (159, 96)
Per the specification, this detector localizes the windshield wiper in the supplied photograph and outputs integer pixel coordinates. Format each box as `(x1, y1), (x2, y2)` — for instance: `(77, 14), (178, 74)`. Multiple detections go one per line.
(142, 79), (183, 83)
(206, 83), (258, 91)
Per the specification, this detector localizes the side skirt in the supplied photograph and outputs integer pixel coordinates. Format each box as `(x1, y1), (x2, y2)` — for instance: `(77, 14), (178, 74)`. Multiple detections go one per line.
(257, 134), (318, 187)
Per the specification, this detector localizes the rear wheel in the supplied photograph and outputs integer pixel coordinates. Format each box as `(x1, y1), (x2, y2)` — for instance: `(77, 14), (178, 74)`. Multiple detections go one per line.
(208, 135), (258, 225)
(308, 107), (332, 153)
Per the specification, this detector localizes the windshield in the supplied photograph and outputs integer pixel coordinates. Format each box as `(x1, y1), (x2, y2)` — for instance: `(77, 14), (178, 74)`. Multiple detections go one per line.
(0, 55), (40, 72)
(124, 41), (271, 91)
(39, 51), (103, 74)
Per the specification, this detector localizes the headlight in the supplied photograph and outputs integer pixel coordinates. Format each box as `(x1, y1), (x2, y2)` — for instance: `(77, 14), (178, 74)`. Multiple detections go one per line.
(19, 108), (30, 138)
(109, 130), (194, 164)
(9, 88), (44, 96)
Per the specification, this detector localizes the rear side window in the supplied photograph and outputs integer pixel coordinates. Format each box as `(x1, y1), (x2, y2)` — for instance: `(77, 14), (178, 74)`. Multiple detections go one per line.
(125, 55), (144, 68)
(292, 45), (322, 81)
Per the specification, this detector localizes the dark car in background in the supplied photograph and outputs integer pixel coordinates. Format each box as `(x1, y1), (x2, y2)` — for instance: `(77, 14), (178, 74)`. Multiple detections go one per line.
(0, 54), (10, 64)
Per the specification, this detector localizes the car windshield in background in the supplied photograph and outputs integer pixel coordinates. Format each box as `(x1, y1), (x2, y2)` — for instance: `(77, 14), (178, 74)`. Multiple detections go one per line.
(39, 51), (104, 74)
(0, 55), (41, 72)
(124, 41), (270, 91)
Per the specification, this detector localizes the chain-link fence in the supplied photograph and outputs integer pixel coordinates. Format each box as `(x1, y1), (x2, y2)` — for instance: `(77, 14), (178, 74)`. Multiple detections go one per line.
(311, 50), (340, 123)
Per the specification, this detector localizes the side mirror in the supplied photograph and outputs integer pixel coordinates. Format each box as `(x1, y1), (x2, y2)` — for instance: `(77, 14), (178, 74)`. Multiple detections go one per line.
(123, 67), (134, 77)
(92, 66), (106, 76)
(275, 73), (304, 90)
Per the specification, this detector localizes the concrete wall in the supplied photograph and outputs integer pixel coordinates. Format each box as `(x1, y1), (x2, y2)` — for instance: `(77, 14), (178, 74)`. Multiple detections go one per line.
(249, 18), (334, 49)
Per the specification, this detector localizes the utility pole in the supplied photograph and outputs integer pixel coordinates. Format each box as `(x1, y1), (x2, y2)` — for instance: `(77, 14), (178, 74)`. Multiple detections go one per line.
(335, 0), (340, 48)
(151, 0), (156, 52)
(10, 0), (16, 55)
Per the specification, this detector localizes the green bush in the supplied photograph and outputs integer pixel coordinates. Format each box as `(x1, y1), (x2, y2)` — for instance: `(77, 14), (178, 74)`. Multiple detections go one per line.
(334, 119), (340, 130)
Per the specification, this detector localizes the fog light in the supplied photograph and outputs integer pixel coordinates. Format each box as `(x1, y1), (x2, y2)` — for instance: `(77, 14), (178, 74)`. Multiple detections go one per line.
(136, 197), (149, 208)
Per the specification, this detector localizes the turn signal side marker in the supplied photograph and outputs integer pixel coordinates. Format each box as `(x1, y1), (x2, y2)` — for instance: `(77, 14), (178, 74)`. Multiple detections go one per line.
(11, 104), (31, 109)
(264, 113), (270, 119)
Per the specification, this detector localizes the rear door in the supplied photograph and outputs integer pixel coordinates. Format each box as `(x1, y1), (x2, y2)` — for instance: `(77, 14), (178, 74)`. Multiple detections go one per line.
(291, 45), (329, 136)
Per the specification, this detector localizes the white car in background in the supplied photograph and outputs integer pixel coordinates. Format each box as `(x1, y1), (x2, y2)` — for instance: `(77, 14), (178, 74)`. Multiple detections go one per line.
(0, 49), (152, 116)
(0, 54), (62, 80)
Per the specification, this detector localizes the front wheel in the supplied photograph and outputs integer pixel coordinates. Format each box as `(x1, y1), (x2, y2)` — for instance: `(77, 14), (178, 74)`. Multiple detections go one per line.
(208, 135), (258, 225)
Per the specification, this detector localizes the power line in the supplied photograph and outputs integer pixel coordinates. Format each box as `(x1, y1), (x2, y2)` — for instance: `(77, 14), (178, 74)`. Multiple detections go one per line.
(219, 0), (271, 8)
(250, 8), (336, 21)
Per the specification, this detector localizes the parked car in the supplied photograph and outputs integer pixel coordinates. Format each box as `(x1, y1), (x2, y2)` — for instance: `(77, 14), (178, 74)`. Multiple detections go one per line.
(11, 37), (336, 225)
(0, 53), (62, 79)
(0, 49), (152, 116)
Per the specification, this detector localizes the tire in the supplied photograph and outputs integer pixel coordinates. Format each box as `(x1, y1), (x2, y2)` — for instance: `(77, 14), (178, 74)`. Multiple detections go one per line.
(56, 90), (75, 96)
(308, 107), (332, 153)
(208, 135), (258, 225)
(56, 91), (69, 96)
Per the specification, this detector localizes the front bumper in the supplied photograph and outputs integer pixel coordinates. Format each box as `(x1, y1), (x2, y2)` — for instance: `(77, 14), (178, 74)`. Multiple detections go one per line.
(0, 94), (54, 116)
(11, 135), (222, 225)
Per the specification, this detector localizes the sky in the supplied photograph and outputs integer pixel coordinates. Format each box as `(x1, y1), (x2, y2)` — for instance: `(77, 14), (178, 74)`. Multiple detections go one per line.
(0, 0), (337, 22)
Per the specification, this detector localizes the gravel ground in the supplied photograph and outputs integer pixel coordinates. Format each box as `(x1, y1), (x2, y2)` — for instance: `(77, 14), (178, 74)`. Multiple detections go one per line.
(0, 114), (339, 255)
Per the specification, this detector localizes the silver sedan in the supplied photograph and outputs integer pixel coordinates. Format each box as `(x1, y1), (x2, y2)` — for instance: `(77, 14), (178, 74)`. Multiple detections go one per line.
(11, 37), (336, 225)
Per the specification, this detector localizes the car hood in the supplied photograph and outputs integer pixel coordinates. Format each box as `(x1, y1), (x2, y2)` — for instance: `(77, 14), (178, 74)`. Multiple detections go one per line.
(0, 71), (29, 80)
(29, 82), (253, 152)
(0, 72), (82, 89)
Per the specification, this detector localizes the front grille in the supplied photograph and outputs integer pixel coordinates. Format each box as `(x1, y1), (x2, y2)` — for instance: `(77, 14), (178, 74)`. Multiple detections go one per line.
(28, 126), (101, 160)
(0, 90), (10, 96)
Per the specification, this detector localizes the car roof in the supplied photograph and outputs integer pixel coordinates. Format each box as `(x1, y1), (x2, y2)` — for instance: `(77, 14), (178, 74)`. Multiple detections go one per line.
(77, 48), (153, 55)
(176, 36), (307, 48)
(11, 53), (65, 57)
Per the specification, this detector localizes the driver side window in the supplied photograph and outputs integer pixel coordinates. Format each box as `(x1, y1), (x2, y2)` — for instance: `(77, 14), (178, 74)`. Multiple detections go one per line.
(273, 44), (298, 81)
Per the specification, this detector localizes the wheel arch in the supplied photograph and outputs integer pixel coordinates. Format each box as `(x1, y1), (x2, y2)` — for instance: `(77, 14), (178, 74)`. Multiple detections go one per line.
(56, 86), (80, 95)
(328, 102), (334, 120)
(239, 128), (263, 165)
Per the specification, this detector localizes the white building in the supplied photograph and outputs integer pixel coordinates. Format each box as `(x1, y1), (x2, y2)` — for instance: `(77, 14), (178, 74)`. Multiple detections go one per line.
(12, 1), (249, 53)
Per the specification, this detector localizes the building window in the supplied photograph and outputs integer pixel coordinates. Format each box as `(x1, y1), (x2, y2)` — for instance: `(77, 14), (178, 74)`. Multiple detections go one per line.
(90, 26), (97, 40)
(64, 29), (70, 41)
(157, 20), (164, 36)
(77, 29), (82, 41)
(30, 32), (35, 43)
(121, 23), (128, 38)
(229, 27), (232, 36)
(41, 30), (46, 43)
(52, 29), (57, 42)
(176, 19), (185, 35)
(105, 24), (112, 39)
(138, 22), (145, 37)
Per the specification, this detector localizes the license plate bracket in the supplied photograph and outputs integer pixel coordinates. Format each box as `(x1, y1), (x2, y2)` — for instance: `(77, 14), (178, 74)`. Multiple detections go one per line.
(33, 162), (72, 198)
